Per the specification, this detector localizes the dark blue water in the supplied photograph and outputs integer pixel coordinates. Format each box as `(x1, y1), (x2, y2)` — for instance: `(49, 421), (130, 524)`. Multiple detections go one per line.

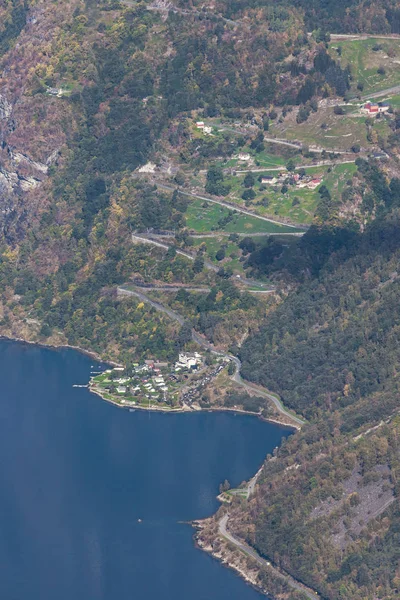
(0, 340), (291, 600)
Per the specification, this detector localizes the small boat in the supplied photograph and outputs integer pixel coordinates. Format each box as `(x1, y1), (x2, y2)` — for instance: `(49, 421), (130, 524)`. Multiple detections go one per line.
(138, 519), (142, 523)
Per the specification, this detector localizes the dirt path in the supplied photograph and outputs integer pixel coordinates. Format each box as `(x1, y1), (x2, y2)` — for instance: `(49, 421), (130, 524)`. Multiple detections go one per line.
(329, 33), (400, 41)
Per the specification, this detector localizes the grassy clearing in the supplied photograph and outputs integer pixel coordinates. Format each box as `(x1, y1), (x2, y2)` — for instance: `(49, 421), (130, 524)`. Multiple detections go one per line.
(269, 105), (387, 151)
(329, 38), (400, 97)
(192, 237), (246, 273)
(185, 198), (300, 234)
(221, 163), (357, 224)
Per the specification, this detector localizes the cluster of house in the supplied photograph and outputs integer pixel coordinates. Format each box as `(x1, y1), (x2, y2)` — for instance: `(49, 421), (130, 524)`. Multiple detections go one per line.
(103, 353), (204, 402)
(196, 121), (213, 134)
(362, 101), (390, 115)
(260, 172), (322, 190)
(110, 360), (170, 397)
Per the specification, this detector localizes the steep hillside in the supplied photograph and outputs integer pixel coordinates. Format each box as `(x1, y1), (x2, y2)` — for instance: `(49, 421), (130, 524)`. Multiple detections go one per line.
(199, 0), (400, 34)
(233, 210), (400, 599)
(0, 0), (311, 359)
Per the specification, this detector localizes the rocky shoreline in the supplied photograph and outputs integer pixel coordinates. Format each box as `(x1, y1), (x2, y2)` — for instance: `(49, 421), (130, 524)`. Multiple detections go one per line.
(193, 516), (268, 595)
(193, 514), (319, 600)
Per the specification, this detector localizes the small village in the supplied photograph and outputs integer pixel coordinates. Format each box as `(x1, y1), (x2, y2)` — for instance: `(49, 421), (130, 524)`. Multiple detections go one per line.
(90, 352), (229, 410)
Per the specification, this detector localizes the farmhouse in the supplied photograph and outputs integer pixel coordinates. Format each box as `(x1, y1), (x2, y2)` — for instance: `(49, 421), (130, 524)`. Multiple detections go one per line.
(298, 177), (322, 190)
(261, 176), (278, 185)
(362, 102), (390, 115)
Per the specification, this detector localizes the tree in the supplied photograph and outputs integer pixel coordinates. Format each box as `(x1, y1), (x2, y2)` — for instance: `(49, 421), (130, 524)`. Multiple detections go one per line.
(243, 173), (255, 188)
(286, 159), (296, 172)
(239, 237), (256, 253)
(40, 323), (52, 337)
(193, 253), (204, 273)
(296, 106), (310, 124)
(215, 247), (226, 261)
(177, 321), (192, 347)
(205, 166), (230, 196)
(166, 246), (177, 259)
(242, 188), (256, 201)
(227, 361), (236, 376)
(219, 479), (231, 493)
(174, 171), (185, 186)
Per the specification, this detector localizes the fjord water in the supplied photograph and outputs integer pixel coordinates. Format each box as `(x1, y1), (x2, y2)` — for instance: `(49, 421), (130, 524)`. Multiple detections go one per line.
(0, 340), (291, 600)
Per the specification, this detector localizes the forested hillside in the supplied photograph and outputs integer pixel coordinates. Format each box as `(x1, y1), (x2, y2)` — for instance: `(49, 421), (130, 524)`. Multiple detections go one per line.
(1, 2), (400, 597)
(231, 209), (400, 599)
(240, 211), (400, 423)
(0, 0), (351, 359)
(195, 0), (400, 34)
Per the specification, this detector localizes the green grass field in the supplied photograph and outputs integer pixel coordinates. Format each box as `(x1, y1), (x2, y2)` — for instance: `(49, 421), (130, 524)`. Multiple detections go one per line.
(185, 198), (301, 234)
(192, 237), (246, 273)
(329, 38), (400, 97)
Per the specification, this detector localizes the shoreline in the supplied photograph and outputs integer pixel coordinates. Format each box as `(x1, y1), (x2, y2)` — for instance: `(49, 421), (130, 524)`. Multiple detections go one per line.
(0, 334), (123, 368)
(1, 332), (302, 598)
(193, 515), (319, 600)
(194, 521), (270, 598)
(88, 382), (299, 431)
(0, 331), (299, 431)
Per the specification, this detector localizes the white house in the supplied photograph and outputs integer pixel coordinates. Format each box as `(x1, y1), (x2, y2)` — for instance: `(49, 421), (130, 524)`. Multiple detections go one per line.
(175, 353), (202, 370)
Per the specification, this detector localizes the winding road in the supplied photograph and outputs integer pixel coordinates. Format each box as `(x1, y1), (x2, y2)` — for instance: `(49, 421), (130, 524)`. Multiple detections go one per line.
(117, 285), (305, 428)
(218, 515), (319, 600)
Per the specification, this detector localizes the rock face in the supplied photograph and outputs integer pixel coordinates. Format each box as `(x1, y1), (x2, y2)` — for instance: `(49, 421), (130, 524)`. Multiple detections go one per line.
(0, 94), (12, 121)
(0, 1), (78, 243)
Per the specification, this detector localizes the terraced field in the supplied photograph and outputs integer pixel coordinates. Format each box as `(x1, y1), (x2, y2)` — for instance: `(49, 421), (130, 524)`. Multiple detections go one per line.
(329, 37), (400, 97)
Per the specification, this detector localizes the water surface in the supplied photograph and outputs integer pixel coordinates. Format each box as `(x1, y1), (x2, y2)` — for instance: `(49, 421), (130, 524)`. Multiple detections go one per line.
(0, 340), (291, 600)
